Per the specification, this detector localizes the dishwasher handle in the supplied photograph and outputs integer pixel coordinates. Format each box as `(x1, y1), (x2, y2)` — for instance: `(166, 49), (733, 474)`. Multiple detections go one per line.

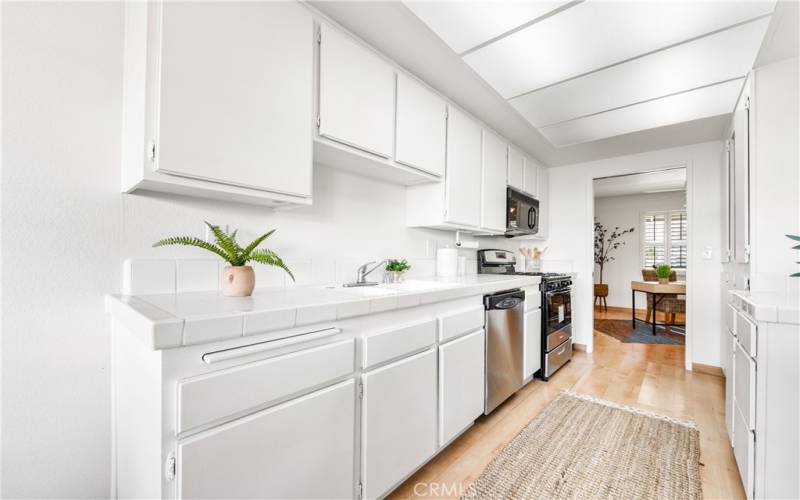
(485, 289), (525, 310)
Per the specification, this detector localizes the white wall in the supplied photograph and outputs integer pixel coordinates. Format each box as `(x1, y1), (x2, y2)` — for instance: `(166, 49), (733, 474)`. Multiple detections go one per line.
(594, 191), (686, 308)
(1, 4), (525, 496)
(546, 141), (723, 369)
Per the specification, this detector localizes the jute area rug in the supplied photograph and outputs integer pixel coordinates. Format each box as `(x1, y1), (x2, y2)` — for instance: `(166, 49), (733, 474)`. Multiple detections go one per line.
(463, 391), (702, 500)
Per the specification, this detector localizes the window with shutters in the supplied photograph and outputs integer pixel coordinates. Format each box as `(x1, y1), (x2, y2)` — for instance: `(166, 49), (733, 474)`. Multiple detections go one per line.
(642, 210), (687, 269)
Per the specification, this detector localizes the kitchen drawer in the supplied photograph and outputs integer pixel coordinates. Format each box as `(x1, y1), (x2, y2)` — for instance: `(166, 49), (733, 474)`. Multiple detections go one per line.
(733, 404), (755, 500)
(178, 338), (355, 433)
(736, 311), (757, 358)
(523, 286), (541, 311)
(363, 318), (437, 369)
(544, 339), (572, 379)
(547, 325), (572, 351)
(725, 303), (737, 335)
(734, 343), (756, 430)
(438, 307), (484, 343)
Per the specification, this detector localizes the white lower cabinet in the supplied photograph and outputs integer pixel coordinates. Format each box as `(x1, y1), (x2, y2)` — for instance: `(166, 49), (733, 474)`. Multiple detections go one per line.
(733, 404), (755, 500)
(439, 330), (485, 446)
(177, 380), (356, 499)
(362, 348), (438, 499)
(725, 329), (736, 444)
(524, 309), (542, 379)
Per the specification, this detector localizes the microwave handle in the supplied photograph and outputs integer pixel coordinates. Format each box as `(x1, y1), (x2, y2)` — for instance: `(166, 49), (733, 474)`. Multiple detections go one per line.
(528, 207), (534, 229)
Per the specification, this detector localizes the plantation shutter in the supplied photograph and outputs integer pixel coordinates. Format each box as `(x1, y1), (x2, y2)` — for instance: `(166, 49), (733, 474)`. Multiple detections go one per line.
(642, 213), (666, 268)
(669, 212), (687, 268)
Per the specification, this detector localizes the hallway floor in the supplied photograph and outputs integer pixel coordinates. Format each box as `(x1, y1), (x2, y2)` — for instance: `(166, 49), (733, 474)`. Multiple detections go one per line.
(390, 308), (743, 499)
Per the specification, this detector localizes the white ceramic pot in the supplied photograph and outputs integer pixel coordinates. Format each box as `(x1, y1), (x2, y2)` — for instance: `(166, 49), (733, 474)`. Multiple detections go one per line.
(221, 265), (255, 297)
(386, 271), (405, 283)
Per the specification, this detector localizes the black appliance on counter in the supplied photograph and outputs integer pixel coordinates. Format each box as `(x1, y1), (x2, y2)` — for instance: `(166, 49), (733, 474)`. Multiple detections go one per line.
(477, 249), (573, 380)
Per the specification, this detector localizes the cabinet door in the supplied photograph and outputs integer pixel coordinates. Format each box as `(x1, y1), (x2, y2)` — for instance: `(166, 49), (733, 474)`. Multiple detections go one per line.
(725, 330), (736, 445)
(445, 107), (483, 227)
(439, 330), (485, 446)
(319, 24), (394, 158)
(524, 309), (542, 378)
(508, 147), (525, 190)
(732, 91), (750, 263)
(734, 344), (756, 430)
(523, 159), (539, 198)
(362, 349), (437, 499)
(177, 380), (355, 499)
(396, 73), (446, 176)
(722, 140), (734, 262)
(481, 130), (508, 232)
(156, 2), (313, 197)
(733, 404), (755, 499)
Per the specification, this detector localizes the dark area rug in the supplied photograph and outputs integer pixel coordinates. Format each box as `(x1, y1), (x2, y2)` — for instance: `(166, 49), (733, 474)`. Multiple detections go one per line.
(595, 318), (685, 345)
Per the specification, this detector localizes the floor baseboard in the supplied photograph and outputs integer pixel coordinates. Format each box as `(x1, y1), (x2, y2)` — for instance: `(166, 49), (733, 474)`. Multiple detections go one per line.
(692, 362), (723, 378)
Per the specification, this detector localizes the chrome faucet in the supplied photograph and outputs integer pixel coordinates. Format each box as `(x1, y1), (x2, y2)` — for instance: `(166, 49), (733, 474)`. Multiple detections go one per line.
(343, 260), (387, 287)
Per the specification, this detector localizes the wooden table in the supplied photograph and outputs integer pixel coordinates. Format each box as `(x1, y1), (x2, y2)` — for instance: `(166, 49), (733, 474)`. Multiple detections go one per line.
(631, 280), (686, 335)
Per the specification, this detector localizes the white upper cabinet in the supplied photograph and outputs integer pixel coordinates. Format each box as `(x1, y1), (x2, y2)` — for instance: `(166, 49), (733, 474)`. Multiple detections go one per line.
(508, 146), (525, 190)
(396, 73), (447, 177)
(481, 130), (508, 233)
(732, 77), (751, 264)
(318, 24), (394, 159)
(445, 107), (483, 227)
(122, 1), (314, 206)
(523, 159), (540, 198)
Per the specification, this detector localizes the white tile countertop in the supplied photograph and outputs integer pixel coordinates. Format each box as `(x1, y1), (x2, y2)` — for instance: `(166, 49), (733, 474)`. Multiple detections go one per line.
(106, 274), (541, 350)
(729, 290), (800, 324)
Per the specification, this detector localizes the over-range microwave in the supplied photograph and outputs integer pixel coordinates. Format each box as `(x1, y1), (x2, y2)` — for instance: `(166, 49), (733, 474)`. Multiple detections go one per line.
(506, 187), (539, 237)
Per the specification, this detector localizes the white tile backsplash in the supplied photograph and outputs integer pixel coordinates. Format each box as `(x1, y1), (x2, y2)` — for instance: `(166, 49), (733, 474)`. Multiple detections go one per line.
(176, 259), (219, 293)
(124, 259), (176, 295)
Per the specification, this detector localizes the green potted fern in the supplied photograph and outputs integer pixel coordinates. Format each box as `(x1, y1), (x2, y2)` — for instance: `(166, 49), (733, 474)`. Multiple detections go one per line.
(385, 259), (411, 283)
(656, 264), (672, 284)
(153, 222), (294, 297)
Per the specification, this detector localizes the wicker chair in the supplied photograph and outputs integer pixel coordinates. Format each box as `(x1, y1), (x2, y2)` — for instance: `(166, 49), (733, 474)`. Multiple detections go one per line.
(641, 269), (685, 331)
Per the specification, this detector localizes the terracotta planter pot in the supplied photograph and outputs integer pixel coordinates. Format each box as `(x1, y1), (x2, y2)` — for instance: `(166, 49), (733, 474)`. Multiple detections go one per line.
(221, 265), (255, 297)
(594, 284), (609, 297)
(658, 277), (670, 285)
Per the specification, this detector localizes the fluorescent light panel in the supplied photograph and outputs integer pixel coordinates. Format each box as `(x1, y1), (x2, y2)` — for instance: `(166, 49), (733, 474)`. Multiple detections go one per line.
(404, 1), (569, 55)
(510, 17), (771, 127)
(463, 1), (776, 98)
(539, 78), (744, 147)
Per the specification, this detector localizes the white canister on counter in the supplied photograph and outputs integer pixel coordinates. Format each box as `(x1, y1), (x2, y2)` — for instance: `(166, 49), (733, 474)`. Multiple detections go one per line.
(436, 247), (458, 277)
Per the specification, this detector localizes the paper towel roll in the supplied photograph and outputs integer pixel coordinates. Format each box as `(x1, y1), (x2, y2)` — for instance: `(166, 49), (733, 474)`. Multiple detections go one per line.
(436, 247), (458, 277)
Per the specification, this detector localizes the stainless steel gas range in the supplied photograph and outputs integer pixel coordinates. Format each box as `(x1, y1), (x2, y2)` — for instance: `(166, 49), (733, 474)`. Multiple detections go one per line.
(477, 249), (573, 381)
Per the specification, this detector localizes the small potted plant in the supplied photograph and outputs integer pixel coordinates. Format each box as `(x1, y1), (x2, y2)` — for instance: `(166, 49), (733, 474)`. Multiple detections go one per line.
(153, 222), (294, 297)
(385, 259), (411, 283)
(656, 264), (672, 284)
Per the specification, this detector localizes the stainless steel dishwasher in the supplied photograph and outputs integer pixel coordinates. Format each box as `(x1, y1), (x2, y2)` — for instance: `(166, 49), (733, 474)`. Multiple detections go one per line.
(484, 289), (525, 414)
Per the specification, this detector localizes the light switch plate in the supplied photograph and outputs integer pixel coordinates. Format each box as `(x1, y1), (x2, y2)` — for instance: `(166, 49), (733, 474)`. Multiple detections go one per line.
(702, 246), (713, 259)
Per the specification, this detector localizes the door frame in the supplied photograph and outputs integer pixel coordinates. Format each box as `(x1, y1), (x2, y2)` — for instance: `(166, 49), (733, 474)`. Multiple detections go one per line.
(588, 162), (693, 370)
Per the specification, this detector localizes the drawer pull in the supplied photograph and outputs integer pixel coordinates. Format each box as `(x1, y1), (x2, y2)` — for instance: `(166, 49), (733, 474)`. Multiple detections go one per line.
(202, 327), (342, 364)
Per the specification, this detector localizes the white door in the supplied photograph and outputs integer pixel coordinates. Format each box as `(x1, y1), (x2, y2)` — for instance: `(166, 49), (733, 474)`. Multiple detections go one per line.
(481, 130), (508, 232)
(395, 73), (446, 176)
(156, 2), (313, 197)
(524, 309), (542, 378)
(732, 89), (750, 263)
(523, 159), (539, 198)
(319, 24), (394, 158)
(177, 380), (355, 499)
(445, 107), (482, 227)
(362, 349), (437, 499)
(439, 330), (485, 446)
(508, 147), (525, 190)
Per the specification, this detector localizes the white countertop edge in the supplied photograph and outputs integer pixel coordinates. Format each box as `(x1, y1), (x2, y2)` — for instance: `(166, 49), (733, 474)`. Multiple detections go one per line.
(729, 290), (800, 324)
(106, 275), (543, 349)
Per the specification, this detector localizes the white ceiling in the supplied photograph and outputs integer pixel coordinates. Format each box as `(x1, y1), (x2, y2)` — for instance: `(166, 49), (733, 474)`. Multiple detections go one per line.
(406, 0), (776, 147)
(594, 168), (687, 198)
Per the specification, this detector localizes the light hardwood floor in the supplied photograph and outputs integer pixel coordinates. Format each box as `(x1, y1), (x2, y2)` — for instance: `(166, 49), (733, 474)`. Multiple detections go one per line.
(389, 307), (743, 500)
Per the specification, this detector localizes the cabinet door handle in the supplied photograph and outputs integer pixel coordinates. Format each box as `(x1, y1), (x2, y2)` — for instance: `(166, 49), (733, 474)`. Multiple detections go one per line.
(202, 327), (342, 364)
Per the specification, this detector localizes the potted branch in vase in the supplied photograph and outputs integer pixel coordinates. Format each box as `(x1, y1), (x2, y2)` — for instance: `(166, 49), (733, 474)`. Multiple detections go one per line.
(153, 222), (294, 297)
(594, 222), (635, 308)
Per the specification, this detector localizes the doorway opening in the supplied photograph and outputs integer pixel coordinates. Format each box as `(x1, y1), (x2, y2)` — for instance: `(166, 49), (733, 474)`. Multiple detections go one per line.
(592, 168), (688, 348)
